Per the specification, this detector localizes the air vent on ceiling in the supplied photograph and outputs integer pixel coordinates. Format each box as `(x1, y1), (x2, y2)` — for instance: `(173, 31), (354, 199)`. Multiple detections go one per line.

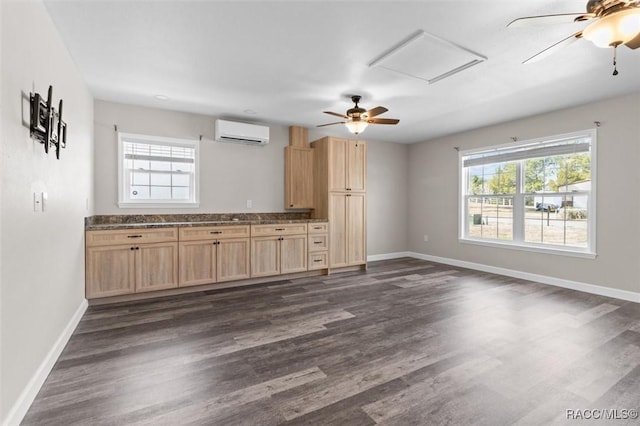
(369, 30), (487, 84)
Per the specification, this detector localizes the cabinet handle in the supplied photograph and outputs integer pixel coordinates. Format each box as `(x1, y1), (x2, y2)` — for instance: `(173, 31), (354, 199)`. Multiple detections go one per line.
(313, 226), (323, 230)
(135, 247), (140, 250)
(130, 247), (135, 251)
(210, 231), (222, 234)
(290, 204), (294, 207)
(275, 228), (285, 231)
(314, 241), (323, 244)
(346, 194), (351, 197)
(313, 259), (323, 263)
(127, 235), (143, 238)
(346, 188), (351, 191)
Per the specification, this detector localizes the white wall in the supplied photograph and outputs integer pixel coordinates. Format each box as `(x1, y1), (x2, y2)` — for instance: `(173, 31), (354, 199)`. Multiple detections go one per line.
(408, 93), (640, 294)
(94, 100), (290, 214)
(0, 1), (94, 424)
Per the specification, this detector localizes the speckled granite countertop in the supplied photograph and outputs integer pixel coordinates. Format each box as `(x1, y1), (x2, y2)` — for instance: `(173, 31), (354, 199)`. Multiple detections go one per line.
(85, 213), (327, 231)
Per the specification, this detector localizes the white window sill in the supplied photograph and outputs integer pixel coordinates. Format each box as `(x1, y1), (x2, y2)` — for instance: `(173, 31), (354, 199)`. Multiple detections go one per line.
(459, 237), (597, 259)
(118, 202), (200, 209)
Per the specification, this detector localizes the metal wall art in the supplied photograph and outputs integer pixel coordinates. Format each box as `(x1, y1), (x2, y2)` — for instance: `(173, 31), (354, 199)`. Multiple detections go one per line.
(30, 85), (67, 159)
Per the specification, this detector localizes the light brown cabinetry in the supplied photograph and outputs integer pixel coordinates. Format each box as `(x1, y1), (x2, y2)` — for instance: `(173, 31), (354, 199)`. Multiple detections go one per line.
(328, 139), (366, 192)
(285, 146), (314, 209)
(308, 222), (329, 270)
(178, 225), (250, 287)
(251, 224), (308, 277)
(86, 228), (178, 298)
(311, 136), (367, 268)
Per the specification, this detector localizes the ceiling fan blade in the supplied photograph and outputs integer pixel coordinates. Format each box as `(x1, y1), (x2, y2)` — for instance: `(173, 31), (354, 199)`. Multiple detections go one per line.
(367, 118), (399, 125)
(323, 111), (349, 119)
(365, 106), (388, 118)
(507, 13), (594, 28)
(625, 32), (640, 49)
(523, 31), (582, 64)
(316, 121), (345, 127)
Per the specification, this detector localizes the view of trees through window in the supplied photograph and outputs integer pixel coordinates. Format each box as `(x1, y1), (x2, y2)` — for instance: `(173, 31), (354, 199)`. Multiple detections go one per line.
(462, 134), (593, 252)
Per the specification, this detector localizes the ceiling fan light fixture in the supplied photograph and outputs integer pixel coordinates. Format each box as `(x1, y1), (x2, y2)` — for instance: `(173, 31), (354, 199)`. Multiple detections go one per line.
(582, 8), (640, 47)
(344, 120), (368, 135)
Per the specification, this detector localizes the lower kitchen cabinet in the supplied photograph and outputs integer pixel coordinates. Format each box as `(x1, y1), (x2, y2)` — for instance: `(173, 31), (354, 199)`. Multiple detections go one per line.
(251, 224), (308, 278)
(178, 225), (251, 287)
(85, 228), (179, 299)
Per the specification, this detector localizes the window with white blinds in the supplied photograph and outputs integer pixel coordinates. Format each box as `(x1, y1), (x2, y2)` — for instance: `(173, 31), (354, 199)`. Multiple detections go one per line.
(118, 133), (199, 207)
(459, 129), (596, 257)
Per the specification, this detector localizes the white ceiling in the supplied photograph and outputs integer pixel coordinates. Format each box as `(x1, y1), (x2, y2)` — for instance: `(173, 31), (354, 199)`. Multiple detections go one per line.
(44, 0), (640, 144)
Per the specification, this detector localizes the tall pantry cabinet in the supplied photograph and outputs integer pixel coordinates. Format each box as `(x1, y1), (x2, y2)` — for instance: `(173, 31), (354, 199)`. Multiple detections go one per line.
(311, 137), (366, 269)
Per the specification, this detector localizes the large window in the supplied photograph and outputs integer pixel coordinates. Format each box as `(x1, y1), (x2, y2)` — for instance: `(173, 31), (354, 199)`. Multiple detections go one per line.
(118, 133), (199, 208)
(460, 129), (596, 256)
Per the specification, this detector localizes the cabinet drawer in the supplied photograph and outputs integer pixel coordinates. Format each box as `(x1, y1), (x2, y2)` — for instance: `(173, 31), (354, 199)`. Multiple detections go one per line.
(86, 228), (178, 247)
(308, 252), (328, 270)
(308, 222), (329, 234)
(179, 225), (250, 241)
(251, 223), (308, 236)
(308, 234), (328, 252)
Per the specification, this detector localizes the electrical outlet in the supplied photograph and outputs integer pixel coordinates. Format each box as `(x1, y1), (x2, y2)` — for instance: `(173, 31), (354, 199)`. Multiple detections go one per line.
(246, 199), (252, 209)
(423, 234), (429, 242)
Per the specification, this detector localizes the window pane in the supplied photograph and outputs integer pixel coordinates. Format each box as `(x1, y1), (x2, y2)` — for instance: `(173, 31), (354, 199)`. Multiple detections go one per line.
(133, 159), (149, 170)
(485, 162), (516, 194)
(172, 187), (190, 200)
(130, 186), (150, 199)
(150, 172), (171, 186)
(173, 173), (190, 187)
(467, 197), (513, 240)
(150, 160), (171, 171)
(150, 186), (171, 199)
(131, 171), (149, 186)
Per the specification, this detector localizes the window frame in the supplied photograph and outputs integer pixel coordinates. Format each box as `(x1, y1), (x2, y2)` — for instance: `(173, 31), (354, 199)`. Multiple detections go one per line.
(117, 132), (200, 208)
(458, 129), (597, 258)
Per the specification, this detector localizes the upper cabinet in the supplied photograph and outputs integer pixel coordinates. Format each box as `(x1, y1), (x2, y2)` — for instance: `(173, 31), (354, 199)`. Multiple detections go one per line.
(285, 146), (314, 209)
(328, 139), (366, 192)
(285, 126), (314, 209)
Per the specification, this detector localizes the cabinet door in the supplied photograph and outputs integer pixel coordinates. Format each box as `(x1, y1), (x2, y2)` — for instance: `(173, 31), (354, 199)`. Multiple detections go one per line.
(179, 241), (216, 287)
(251, 236), (280, 278)
(347, 140), (366, 192)
(329, 193), (348, 268)
(218, 238), (250, 282)
(86, 245), (135, 298)
(136, 242), (179, 292)
(281, 234), (307, 274)
(346, 193), (367, 265)
(328, 139), (347, 192)
(285, 146), (314, 209)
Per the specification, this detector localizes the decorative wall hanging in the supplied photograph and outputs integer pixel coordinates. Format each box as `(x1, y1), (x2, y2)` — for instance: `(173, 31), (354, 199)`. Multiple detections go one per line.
(30, 85), (67, 159)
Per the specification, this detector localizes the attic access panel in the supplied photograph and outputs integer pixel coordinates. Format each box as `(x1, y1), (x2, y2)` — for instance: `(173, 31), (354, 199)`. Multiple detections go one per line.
(369, 30), (487, 84)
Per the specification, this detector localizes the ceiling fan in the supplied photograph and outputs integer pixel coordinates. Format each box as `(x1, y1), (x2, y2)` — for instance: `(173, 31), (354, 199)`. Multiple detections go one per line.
(508, 0), (640, 74)
(317, 95), (399, 135)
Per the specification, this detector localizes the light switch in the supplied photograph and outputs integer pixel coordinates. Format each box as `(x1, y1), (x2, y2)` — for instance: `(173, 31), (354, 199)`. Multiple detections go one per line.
(41, 192), (48, 212)
(33, 192), (42, 212)
(246, 199), (253, 209)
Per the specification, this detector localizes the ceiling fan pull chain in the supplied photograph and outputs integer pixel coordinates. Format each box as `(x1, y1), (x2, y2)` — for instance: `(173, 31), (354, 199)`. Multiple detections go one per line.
(612, 45), (619, 76)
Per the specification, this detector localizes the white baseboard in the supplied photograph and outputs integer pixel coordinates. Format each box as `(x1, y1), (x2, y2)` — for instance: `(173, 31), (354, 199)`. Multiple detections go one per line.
(3, 299), (88, 426)
(367, 252), (413, 262)
(405, 252), (640, 303)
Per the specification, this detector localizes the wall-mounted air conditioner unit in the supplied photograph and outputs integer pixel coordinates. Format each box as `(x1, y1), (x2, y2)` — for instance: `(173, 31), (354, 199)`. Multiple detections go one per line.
(214, 119), (270, 146)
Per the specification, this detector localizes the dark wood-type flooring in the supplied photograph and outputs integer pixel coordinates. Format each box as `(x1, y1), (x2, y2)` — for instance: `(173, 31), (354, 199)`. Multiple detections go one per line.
(23, 258), (640, 425)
